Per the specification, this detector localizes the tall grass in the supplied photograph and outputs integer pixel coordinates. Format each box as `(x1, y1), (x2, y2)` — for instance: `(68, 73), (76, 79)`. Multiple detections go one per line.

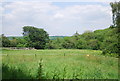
(2, 49), (118, 79)
(37, 58), (44, 79)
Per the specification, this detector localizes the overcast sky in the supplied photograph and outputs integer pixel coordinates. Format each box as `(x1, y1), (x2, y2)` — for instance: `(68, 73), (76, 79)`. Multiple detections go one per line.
(1, 0), (118, 36)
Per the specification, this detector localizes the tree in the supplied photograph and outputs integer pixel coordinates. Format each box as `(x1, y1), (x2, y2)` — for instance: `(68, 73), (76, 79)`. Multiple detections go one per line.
(62, 37), (76, 49)
(82, 31), (95, 40)
(100, 1), (120, 56)
(87, 39), (100, 50)
(10, 37), (18, 47)
(23, 26), (49, 49)
(1, 34), (11, 47)
(45, 40), (55, 49)
(110, 1), (120, 27)
(16, 38), (27, 47)
(76, 39), (87, 49)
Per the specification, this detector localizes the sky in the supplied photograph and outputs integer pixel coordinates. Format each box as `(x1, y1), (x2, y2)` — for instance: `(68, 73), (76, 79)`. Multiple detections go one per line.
(1, 0), (119, 36)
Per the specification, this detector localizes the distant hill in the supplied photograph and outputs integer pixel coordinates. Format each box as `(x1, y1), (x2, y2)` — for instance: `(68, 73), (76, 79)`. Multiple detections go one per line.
(49, 36), (67, 40)
(7, 36), (67, 40)
(7, 36), (23, 40)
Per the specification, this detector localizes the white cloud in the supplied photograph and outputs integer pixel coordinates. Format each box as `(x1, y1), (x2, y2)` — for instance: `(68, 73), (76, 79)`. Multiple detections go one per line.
(2, 2), (112, 36)
(2, 0), (120, 2)
(54, 13), (64, 19)
(0, 3), (4, 35)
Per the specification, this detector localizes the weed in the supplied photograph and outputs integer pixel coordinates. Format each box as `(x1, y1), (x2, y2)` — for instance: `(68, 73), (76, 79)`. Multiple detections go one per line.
(36, 58), (44, 79)
(63, 66), (67, 79)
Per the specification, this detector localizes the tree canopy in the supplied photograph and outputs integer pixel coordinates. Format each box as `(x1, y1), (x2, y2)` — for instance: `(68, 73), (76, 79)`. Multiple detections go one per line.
(110, 1), (120, 27)
(23, 26), (49, 49)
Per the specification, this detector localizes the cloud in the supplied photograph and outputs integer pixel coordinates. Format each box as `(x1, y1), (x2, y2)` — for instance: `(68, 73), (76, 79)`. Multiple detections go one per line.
(2, 0), (120, 2)
(54, 13), (64, 19)
(0, 3), (4, 35)
(2, 2), (112, 36)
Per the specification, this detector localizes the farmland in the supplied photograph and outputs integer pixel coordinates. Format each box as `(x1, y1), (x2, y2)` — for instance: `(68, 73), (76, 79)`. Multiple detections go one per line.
(2, 48), (118, 79)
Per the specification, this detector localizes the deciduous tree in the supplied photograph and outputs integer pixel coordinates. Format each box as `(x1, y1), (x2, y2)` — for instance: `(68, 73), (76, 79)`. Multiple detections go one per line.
(23, 26), (49, 49)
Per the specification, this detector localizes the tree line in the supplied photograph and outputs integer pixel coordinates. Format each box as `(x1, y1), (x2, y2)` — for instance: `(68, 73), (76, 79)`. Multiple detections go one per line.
(0, 1), (119, 57)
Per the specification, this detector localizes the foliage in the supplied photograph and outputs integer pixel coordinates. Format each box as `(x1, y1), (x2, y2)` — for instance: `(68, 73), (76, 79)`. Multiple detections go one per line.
(87, 39), (100, 50)
(76, 39), (87, 49)
(23, 26), (49, 49)
(62, 37), (76, 49)
(110, 1), (120, 27)
(1, 26), (118, 57)
(1, 34), (11, 47)
(9, 37), (18, 47)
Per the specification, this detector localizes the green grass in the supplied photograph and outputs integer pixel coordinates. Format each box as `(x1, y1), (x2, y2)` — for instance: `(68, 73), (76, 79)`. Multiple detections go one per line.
(2, 49), (118, 79)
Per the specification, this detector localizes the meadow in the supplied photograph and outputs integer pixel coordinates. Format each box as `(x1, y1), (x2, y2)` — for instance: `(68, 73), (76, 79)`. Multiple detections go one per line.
(2, 48), (118, 79)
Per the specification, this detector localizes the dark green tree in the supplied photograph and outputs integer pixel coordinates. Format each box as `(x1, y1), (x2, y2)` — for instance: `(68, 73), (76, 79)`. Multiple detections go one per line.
(76, 39), (87, 49)
(87, 39), (100, 50)
(62, 37), (76, 49)
(23, 26), (49, 49)
(10, 37), (18, 47)
(16, 38), (27, 47)
(100, 1), (120, 57)
(110, 1), (120, 27)
(1, 34), (11, 47)
(82, 31), (95, 40)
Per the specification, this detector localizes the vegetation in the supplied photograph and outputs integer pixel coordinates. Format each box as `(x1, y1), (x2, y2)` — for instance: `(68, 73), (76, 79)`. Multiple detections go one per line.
(23, 26), (49, 49)
(1, 26), (119, 57)
(2, 49), (118, 79)
(1, 1), (119, 79)
(1, 34), (11, 47)
(110, 1), (120, 27)
(2, 2), (119, 57)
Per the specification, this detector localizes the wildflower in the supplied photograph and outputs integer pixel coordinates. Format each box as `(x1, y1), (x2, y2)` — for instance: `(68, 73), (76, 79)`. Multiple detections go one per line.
(86, 54), (89, 57)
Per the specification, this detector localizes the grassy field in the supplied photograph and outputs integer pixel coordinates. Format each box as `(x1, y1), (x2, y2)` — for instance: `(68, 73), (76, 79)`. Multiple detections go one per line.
(2, 48), (118, 79)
